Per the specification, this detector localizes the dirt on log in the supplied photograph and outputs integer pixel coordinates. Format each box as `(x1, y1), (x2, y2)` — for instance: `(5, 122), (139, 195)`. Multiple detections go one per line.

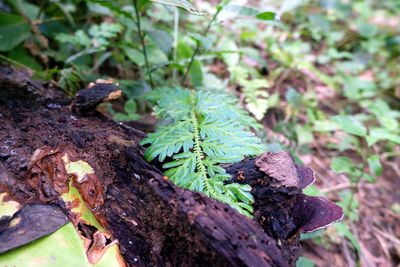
(0, 64), (302, 266)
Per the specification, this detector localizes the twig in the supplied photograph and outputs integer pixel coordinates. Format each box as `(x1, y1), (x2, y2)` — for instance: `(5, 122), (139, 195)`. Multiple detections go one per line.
(320, 182), (352, 194)
(372, 226), (400, 247)
(340, 236), (356, 267)
(181, 9), (221, 86)
(0, 55), (34, 71)
(33, 17), (64, 25)
(172, 7), (179, 84)
(133, 0), (154, 89)
(36, 0), (48, 20)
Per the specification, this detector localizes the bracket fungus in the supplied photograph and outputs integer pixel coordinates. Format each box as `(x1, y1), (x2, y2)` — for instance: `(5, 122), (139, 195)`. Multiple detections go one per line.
(255, 151), (344, 233)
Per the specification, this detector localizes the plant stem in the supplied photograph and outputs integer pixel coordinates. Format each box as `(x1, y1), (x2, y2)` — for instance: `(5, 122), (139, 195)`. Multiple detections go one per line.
(190, 105), (208, 192)
(347, 143), (370, 220)
(181, 9), (221, 86)
(172, 7), (179, 84)
(133, 0), (154, 90)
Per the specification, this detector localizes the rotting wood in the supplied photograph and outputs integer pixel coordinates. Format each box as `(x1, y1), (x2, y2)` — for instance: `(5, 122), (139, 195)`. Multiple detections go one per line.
(0, 64), (300, 266)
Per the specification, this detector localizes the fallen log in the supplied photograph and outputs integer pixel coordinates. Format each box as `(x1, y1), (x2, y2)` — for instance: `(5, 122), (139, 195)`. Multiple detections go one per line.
(0, 64), (342, 266)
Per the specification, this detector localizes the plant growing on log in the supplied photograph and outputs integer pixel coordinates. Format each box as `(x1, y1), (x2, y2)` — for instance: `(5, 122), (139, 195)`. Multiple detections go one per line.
(140, 87), (264, 217)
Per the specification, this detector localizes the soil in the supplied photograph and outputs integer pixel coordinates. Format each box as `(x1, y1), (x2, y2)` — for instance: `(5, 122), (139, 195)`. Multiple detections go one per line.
(0, 64), (305, 266)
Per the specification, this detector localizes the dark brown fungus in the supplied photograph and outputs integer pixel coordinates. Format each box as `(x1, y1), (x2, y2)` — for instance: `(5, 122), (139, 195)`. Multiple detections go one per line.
(292, 194), (344, 233)
(255, 151), (315, 190)
(255, 151), (343, 233)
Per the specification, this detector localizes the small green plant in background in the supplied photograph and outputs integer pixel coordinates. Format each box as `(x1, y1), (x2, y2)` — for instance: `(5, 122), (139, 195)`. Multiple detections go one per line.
(114, 99), (140, 121)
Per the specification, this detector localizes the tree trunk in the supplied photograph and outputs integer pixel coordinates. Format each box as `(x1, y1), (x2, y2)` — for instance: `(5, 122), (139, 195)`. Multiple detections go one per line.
(0, 64), (300, 266)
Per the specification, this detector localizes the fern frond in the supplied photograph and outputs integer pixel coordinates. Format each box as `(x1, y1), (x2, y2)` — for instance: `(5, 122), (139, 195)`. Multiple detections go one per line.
(140, 87), (265, 217)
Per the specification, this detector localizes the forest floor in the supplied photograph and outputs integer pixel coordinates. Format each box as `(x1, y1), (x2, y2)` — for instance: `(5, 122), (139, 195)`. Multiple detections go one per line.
(262, 72), (400, 266)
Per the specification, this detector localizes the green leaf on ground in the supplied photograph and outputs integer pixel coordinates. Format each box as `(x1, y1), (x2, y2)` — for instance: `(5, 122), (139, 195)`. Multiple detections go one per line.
(0, 222), (124, 266)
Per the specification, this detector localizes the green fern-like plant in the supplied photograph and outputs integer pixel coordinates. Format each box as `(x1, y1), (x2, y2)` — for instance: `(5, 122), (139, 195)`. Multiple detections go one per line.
(140, 87), (265, 217)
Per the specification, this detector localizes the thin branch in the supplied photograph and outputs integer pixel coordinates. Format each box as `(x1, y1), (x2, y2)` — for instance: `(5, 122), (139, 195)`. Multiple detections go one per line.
(172, 7), (179, 84)
(181, 9), (221, 86)
(133, 0), (154, 89)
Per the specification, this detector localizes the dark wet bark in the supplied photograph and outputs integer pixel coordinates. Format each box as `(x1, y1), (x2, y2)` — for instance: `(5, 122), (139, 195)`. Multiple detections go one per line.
(0, 64), (300, 266)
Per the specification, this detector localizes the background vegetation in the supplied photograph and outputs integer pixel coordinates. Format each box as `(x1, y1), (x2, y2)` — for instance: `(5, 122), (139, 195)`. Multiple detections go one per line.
(1, 0), (399, 265)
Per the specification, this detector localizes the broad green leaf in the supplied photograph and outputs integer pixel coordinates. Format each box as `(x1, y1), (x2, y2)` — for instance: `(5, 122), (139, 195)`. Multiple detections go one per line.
(125, 99), (137, 113)
(367, 155), (382, 177)
(0, 223), (87, 266)
(189, 33), (213, 52)
(123, 46), (145, 66)
(147, 29), (173, 55)
(302, 185), (323, 197)
(361, 173), (375, 183)
(0, 13), (30, 51)
(295, 125), (314, 145)
(331, 115), (367, 137)
(313, 120), (340, 132)
(150, 0), (207, 15)
(0, 222), (125, 266)
(296, 257), (315, 267)
(331, 157), (355, 174)
(285, 88), (302, 108)
(7, 0), (39, 21)
(369, 128), (400, 145)
(300, 230), (324, 240)
(256, 11), (275, 20)
(87, 0), (133, 18)
(357, 21), (378, 38)
(138, 0), (151, 10)
(177, 41), (193, 60)
(219, 39), (239, 68)
(8, 45), (43, 71)
(189, 60), (203, 87)
(365, 135), (379, 147)
(219, 5), (274, 20)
